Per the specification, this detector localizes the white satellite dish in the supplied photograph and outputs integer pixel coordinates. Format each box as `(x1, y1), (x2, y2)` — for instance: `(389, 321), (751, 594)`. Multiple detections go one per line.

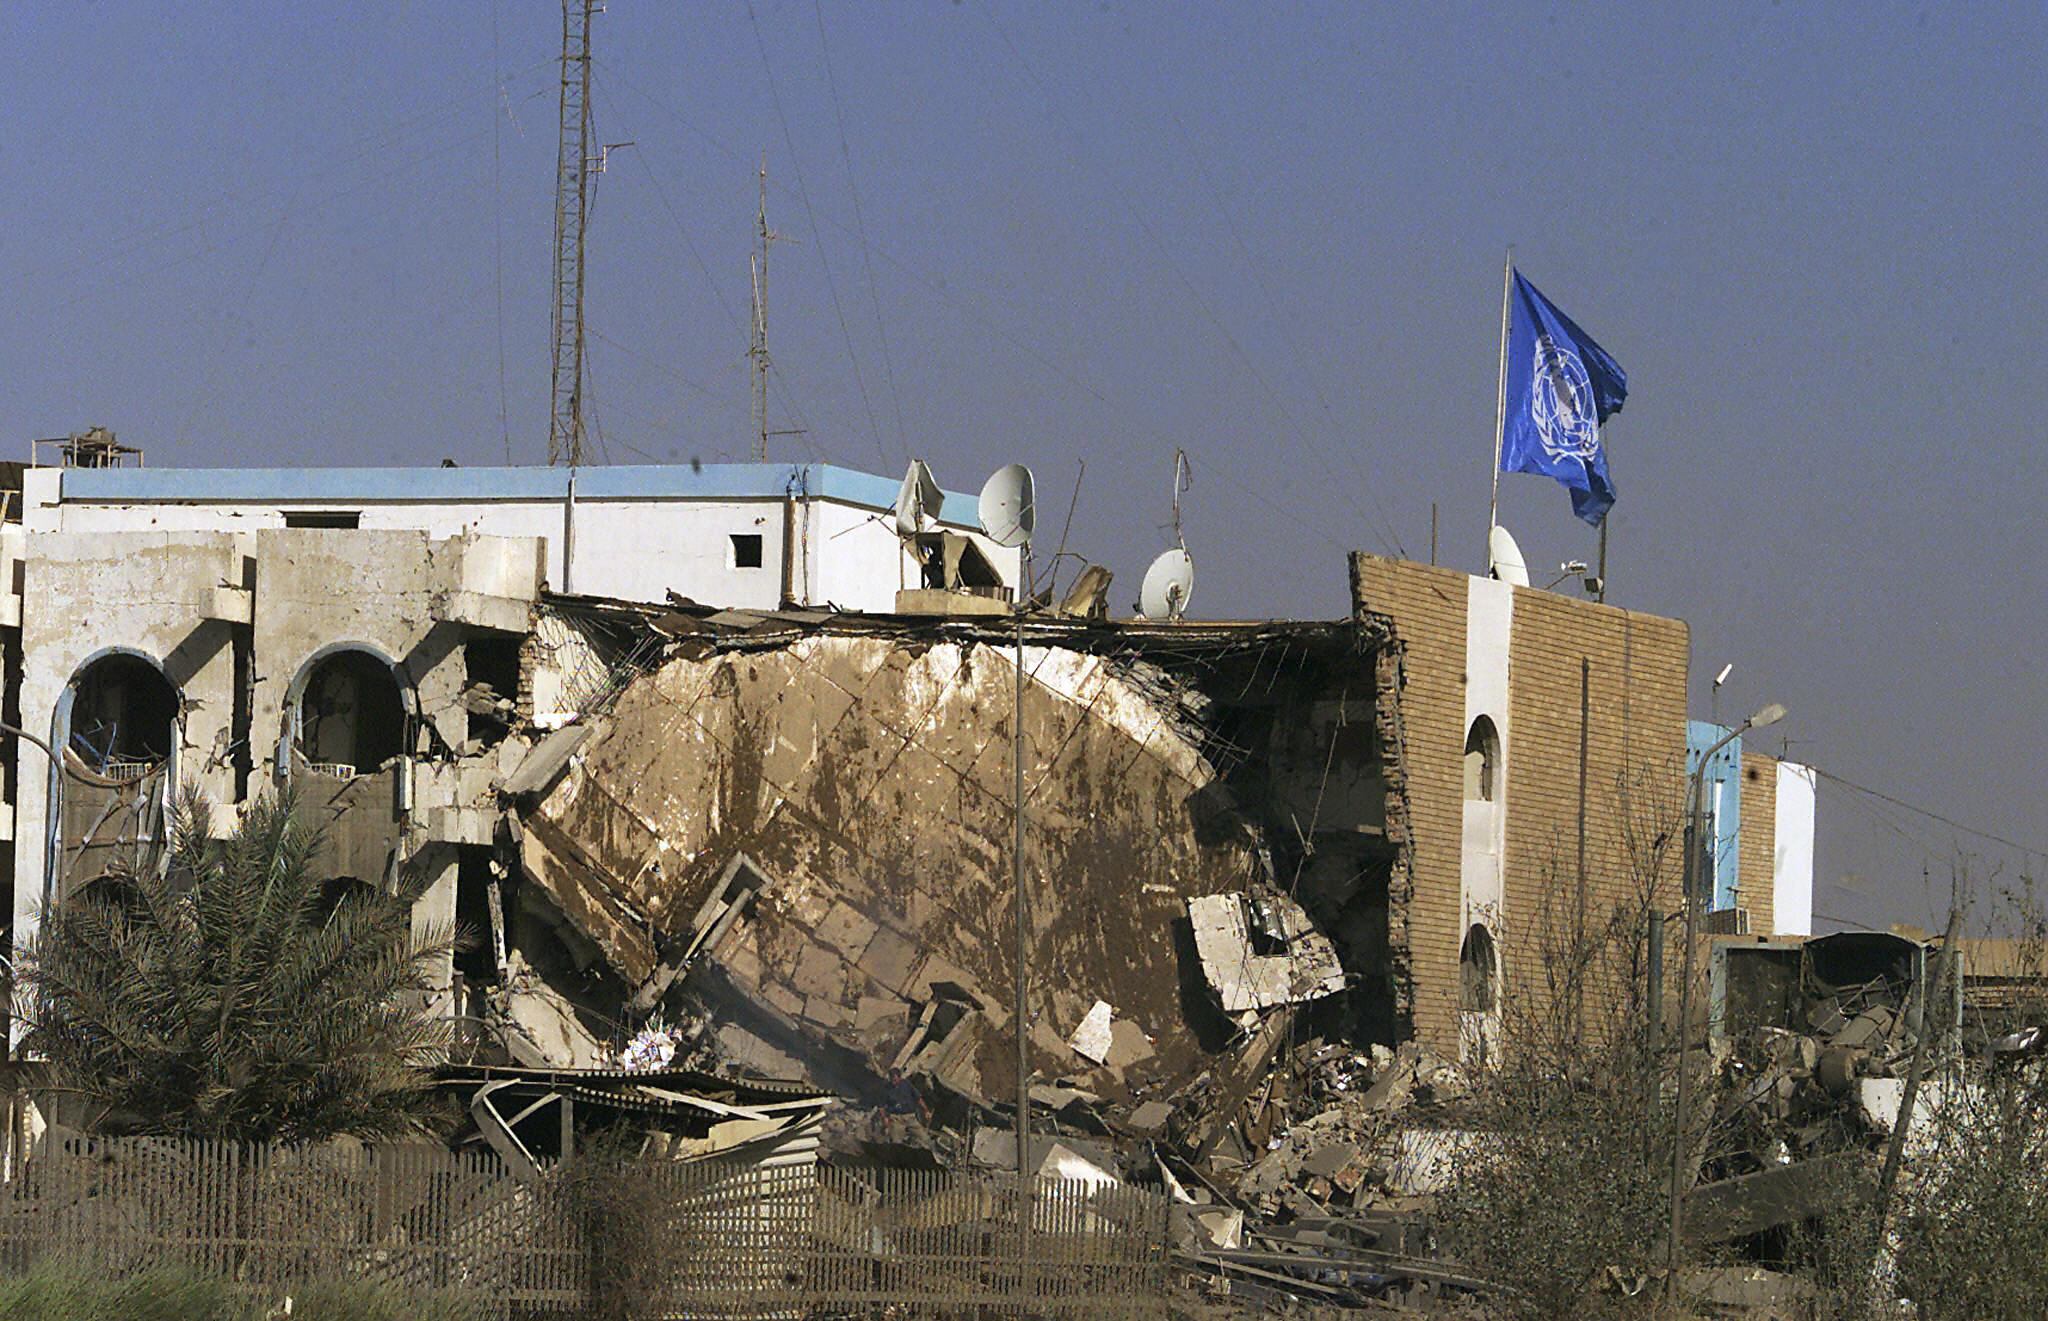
(1488, 525), (1530, 588)
(977, 464), (1036, 549)
(894, 459), (943, 537)
(1139, 548), (1195, 620)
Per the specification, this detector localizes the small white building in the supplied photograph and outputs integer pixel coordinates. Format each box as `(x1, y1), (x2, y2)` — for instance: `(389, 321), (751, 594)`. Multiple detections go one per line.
(16, 461), (1018, 612)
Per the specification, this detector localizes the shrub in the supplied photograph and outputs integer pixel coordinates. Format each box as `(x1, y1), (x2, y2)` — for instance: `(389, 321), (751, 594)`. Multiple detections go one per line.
(0, 1263), (488, 1321)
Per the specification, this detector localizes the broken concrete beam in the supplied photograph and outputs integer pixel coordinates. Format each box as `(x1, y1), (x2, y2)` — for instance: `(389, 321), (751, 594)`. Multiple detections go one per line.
(1301, 1140), (1362, 1181)
(500, 722), (597, 801)
(434, 590), (532, 635)
(1831, 1006), (1894, 1050)
(1186, 892), (1346, 1014)
(203, 584), (254, 624)
(1681, 1151), (1877, 1246)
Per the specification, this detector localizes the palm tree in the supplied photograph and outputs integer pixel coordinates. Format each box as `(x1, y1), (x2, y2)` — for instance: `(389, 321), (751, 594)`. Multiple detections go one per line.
(15, 787), (452, 1142)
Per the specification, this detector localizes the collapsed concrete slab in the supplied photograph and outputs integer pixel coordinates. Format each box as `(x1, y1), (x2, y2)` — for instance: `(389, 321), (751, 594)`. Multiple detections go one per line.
(1188, 892), (1347, 1015)
(498, 610), (1400, 1131)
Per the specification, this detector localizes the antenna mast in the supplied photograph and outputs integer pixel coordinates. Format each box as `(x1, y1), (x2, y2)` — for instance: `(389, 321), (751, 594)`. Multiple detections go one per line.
(548, 0), (598, 467)
(747, 159), (785, 463)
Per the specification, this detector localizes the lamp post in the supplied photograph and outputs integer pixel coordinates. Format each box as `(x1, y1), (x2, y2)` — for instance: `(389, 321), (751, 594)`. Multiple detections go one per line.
(1666, 700), (1784, 1272)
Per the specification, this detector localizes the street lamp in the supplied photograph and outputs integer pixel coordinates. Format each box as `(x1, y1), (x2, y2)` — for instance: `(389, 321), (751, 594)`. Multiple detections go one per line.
(1666, 701), (1784, 1271)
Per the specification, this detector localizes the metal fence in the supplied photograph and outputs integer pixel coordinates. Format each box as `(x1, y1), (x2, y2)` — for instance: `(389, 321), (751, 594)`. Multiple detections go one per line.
(0, 1136), (1171, 1317)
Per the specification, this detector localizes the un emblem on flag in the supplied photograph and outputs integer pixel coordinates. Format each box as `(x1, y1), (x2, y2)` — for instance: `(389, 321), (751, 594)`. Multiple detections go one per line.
(1530, 334), (1601, 462)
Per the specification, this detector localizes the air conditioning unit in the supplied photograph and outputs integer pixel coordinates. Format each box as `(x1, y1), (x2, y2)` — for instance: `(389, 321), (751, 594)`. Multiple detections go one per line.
(1703, 906), (1752, 936)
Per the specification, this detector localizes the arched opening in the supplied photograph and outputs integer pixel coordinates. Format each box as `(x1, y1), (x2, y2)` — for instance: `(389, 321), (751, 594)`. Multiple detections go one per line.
(296, 649), (408, 776)
(67, 652), (180, 775)
(1459, 923), (1499, 1014)
(50, 650), (182, 899)
(1463, 716), (1500, 803)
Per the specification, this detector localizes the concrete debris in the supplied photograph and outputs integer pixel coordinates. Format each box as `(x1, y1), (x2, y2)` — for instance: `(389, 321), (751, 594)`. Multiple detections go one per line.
(1069, 999), (1114, 1064)
(1125, 1099), (1175, 1136)
(1679, 1265), (1818, 1318)
(1683, 1151), (1878, 1246)
(1187, 892), (1347, 1014)
(1172, 1203), (1245, 1252)
(1709, 953), (1928, 1182)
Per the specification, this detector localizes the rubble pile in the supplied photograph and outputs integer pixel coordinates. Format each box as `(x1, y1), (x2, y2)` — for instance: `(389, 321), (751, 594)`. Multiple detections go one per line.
(1708, 943), (1924, 1186)
(1210, 1040), (1469, 1219)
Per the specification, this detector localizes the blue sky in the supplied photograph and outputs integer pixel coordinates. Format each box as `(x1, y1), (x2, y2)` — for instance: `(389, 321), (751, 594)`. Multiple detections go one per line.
(4, 3), (2044, 929)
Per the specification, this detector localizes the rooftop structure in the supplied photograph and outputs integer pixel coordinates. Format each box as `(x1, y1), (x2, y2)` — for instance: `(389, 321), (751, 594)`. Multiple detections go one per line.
(14, 460), (1020, 613)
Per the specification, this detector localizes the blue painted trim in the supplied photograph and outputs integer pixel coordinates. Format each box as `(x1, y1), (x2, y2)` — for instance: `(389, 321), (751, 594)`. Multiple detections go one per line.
(1686, 720), (1744, 912)
(60, 463), (984, 526)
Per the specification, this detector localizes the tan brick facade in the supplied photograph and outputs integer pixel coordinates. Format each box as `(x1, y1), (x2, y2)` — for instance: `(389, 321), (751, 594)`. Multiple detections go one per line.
(1350, 556), (1468, 1049)
(1352, 553), (1690, 1054)
(1501, 589), (1690, 1040)
(1738, 751), (1779, 937)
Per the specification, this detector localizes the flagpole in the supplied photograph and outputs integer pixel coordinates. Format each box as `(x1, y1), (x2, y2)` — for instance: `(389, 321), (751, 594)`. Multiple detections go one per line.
(1488, 247), (1513, 568)
(1597, 511), (1609, 603)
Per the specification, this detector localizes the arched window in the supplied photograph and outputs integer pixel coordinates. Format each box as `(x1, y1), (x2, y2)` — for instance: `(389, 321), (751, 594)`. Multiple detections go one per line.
(67, 652), (180, 774)
(1459, 923), (1498, 1014)
(1463, 716), (1500, 803)
(297, 649), (408, 776)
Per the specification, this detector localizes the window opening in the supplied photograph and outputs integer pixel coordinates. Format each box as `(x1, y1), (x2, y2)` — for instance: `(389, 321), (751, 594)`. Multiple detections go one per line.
(1459, 923), (1498, 1013)
(1463, 716), (1500, 802)
(298, 650), (406, 776)
(284, 511), (361, 529)
(730, 533), (764, 569)
(68, 653), (179, 774)
(463, 637), (522, 749)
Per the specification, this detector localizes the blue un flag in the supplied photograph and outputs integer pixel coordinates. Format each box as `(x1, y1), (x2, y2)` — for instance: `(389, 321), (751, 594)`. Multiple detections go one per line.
(1500, 271), (1628, 526)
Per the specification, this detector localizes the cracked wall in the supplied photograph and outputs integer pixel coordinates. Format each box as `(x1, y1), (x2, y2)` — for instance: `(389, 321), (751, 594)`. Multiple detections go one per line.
(519, 625), (1393, 1104)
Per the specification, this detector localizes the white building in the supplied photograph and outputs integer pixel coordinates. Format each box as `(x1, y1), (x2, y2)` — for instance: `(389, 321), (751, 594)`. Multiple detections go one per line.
(15, 461), (1017, 612)
(0, 456), (1022, 1024)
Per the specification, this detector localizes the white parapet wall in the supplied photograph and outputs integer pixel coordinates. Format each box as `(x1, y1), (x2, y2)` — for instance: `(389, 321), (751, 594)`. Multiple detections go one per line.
(22, 462), (1019, 613)
(1774, 761), (1817, 937)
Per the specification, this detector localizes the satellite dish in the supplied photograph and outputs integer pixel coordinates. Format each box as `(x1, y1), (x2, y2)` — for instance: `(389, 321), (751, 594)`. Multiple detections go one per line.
(1139, 549), (1195, 620)
(1488, 525), (1530, 587)
(977, 464), (1036, 549)
(894, 459), (943, 537)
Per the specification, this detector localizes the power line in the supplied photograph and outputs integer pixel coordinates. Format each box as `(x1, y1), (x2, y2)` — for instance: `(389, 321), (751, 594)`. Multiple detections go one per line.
(28, 59), (556, 308)
(813, 0), (909, 452)
(1810, 764), (2047, 862)
(492, 0), (514, 465)
(616, 109), (745, 333)
(29, 99), (551, 322)
(743, 0), (893, 472)
(602, 59), (1360, 567)
(978, 9), (1403, 561)
(1173, 109), (1409, 559)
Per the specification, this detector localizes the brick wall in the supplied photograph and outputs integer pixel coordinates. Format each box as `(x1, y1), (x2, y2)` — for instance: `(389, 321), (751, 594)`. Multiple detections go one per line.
(1350, 553), (1691, 1053)
(1739, 752), (1779, 937)
(1502, 588), (1690, 1038)
(1350, 554), (1468, 1051)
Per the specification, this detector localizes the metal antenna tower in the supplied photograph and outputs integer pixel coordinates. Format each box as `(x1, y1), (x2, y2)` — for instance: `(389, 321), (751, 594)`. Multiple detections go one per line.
(747, 158), (787, 462)
(548, 0), (598, 467)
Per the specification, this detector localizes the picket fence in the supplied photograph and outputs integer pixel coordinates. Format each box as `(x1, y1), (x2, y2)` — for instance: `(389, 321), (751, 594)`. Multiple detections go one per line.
(0, 1136), (1172, 1318)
